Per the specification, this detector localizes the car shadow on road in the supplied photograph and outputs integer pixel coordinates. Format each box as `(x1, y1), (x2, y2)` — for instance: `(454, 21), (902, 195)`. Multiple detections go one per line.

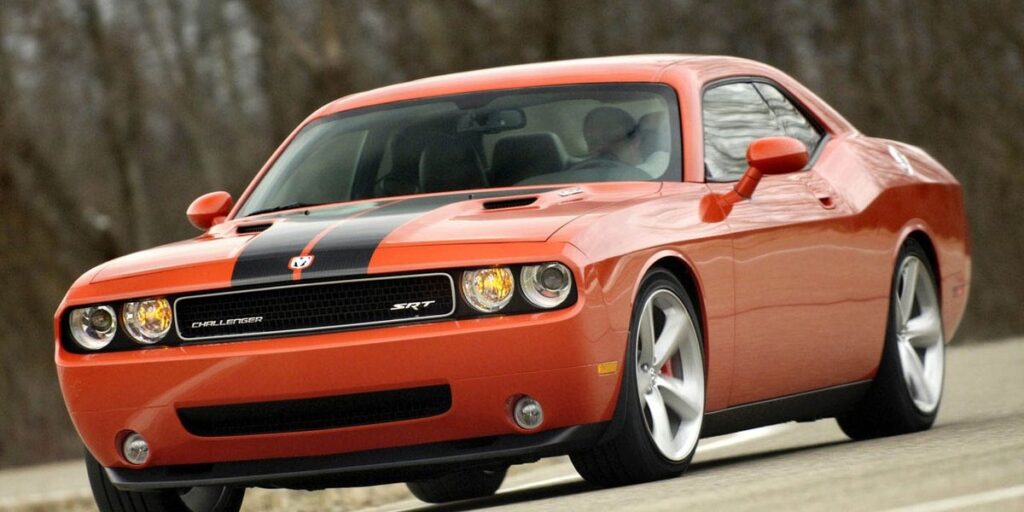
(410, 480), (598, 512)
(406, 439), (851, 511)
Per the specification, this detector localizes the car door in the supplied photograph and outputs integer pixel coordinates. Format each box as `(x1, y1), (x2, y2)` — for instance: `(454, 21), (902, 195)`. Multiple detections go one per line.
(702, 80), (877, 406)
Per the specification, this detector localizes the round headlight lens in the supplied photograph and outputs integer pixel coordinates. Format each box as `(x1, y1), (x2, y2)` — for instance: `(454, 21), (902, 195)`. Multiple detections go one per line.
(521, 263), (572, 309)
(122, 298), (173, 344)
(461, 267), (515, 313)
(69, 305), (117, 350)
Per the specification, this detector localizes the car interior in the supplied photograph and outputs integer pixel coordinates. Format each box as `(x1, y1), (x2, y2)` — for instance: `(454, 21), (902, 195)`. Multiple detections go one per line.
(239, 87), (680, 215)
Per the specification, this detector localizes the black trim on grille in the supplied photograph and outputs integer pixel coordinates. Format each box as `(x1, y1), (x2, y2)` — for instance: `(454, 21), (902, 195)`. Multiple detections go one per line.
(174, 273), (456, 341)
(178, 385), (453, 437)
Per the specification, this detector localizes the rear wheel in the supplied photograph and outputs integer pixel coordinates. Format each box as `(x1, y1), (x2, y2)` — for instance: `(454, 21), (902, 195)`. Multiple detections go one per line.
(838, 239), (945, 439)
(570, 269), (705, 486)
(406, 466), (507, 504)
(86, 453), (244, 512)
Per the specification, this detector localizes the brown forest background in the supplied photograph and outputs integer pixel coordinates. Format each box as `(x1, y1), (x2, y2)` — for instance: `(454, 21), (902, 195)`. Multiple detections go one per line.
(0, 0), (1021, 467)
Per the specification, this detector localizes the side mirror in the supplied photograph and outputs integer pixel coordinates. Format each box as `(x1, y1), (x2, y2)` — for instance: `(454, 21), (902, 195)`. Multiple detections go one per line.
(700, 136), (808, 223)
(187, 191), (233, 231)
(734, 136), (809, 199)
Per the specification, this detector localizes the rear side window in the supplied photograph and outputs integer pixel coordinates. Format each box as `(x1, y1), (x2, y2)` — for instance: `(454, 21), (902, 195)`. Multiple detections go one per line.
(702, 83), (781, 180)
(702, 80), (824, 181)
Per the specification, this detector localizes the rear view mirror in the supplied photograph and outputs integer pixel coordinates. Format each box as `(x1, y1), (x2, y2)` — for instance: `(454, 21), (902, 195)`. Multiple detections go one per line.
(187, 191), (233, 231)
(457, 109), (526, 133)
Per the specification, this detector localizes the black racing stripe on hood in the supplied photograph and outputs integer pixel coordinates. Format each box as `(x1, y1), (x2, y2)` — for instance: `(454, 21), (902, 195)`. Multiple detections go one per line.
(299, 188), (558, 281)
(230, 202), (388, 287)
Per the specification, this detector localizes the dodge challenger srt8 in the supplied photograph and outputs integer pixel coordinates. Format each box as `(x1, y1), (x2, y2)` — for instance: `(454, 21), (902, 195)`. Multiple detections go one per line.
(55, 55), (970, 511)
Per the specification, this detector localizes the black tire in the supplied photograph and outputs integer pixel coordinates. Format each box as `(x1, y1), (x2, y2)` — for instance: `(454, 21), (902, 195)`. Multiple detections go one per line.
(570, 268), (704, 487)
(86, 452), (244, 512)
(837, 238), (944, 439)
(406, 466), (508, 504)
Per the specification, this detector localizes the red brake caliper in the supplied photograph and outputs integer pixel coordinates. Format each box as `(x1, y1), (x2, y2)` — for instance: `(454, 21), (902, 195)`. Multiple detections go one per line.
(661, 360), (674, 378)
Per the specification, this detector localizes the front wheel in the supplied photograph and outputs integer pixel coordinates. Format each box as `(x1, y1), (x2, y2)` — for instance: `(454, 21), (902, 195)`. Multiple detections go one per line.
(86, 452), (244, 512)
(570, 268), (706, 486)
(837, 238), (945, 439)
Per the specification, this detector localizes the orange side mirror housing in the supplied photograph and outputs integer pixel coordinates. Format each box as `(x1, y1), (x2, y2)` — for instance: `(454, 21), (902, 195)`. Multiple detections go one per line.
(700, 136), (809, 222)
(187, 191), (234, 231)
(734, 136), (809, 199)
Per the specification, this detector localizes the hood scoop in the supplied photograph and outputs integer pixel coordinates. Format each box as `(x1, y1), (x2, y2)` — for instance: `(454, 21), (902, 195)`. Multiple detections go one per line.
(482, 197), (537, 210)
(236, 222), (273, 234)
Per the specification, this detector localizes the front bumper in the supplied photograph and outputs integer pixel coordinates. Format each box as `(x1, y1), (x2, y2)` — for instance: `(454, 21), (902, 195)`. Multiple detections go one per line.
(58, 294), (626, 488)
(107, 423), (606, 490)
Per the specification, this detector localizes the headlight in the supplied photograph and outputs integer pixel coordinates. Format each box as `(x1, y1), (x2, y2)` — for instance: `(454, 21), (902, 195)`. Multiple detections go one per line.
(461, 267), (514, 313)
(521, 263), (573, 308)
(122, 298), (173, 344)
(69, 305), (117, 350)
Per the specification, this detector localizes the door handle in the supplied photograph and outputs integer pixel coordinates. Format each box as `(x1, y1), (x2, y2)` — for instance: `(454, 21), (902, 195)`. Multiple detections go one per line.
(815, 194), (836, 209)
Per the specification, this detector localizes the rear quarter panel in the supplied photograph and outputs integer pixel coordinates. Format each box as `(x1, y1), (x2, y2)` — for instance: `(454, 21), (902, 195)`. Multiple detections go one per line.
(856, 137), (971, 340)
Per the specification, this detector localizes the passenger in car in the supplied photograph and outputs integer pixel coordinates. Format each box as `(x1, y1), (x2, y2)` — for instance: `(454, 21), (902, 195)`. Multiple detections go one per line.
(636, 111), (671, 178)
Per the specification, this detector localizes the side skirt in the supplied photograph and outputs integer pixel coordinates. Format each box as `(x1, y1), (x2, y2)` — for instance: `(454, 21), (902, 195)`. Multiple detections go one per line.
(701, 381), (871, 438)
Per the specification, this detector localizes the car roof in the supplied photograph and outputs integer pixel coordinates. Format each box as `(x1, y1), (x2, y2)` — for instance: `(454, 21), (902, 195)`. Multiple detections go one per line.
(314, 54), (768, 118)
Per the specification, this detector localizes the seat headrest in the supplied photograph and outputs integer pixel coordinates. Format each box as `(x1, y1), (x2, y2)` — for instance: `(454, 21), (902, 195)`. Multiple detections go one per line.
(490, 132), (567, 187)
(418, 134), (486, 193)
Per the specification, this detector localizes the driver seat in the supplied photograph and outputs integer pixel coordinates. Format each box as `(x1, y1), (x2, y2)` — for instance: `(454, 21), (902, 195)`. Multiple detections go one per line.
(418, 134), (487, 193)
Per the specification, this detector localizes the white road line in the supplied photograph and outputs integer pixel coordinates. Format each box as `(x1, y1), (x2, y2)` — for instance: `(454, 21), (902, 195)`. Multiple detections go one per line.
(500, 424), (794, 494)
(879, 484), (1024, 512)
(502, 474), (582, 493)
(695, 424), (791, 453)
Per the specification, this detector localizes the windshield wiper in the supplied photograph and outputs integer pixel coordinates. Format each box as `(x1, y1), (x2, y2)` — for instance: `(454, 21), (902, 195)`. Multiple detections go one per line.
(245, 202), (324, 217)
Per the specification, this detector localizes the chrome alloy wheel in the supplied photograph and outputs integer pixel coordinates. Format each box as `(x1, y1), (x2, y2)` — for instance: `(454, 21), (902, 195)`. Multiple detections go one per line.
(894, 255), (945, 414)
(635, 289), (705, 461)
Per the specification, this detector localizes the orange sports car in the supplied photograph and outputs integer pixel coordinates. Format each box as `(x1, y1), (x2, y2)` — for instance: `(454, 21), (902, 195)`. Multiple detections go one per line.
(56, 55), (970, 511)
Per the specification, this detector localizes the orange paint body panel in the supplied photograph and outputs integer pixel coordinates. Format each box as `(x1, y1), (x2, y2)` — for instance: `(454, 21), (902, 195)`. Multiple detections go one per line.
(55, 56), (970, 484)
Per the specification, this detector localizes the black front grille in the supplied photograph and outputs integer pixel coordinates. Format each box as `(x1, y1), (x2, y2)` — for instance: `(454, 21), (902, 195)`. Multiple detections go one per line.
(178, 385), (452, 437)
(175, 273), (455, 341)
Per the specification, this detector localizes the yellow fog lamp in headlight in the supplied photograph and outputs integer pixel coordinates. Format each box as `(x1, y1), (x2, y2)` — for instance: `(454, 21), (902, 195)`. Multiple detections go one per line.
(122, 298), (173, 345)
(461, 267), (515, 313)
(521, 262), (573, 309)
(69, 305), (117, 350)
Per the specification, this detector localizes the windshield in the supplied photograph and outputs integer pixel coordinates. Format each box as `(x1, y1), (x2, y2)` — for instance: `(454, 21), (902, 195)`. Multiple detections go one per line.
(237, 84), (682, 217)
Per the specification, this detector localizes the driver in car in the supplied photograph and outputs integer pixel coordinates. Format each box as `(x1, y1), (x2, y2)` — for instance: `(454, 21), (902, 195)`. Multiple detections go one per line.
(573, 107), (644, 169)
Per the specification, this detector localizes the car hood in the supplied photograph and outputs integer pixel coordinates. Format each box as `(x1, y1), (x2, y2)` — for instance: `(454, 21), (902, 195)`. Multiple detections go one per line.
(91, 183), (660, 286)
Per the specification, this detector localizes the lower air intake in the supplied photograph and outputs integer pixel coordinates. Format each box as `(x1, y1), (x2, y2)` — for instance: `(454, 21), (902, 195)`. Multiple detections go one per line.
(178, 385), (453, 437)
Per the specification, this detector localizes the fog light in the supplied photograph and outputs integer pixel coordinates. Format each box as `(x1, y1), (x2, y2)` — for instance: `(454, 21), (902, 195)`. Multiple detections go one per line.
(513, 396), (544, 430)
(122, 432), (150, 465)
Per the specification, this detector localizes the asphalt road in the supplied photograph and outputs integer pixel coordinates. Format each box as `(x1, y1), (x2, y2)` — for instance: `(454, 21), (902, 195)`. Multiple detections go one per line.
(368, 337), (1024, 512)
(1, 338), (1021, 511)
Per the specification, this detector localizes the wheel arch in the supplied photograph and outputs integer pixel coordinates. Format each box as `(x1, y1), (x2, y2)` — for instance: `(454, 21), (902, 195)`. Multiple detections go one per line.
(635, 251), (708, 361)
(598, 250), (709, 446)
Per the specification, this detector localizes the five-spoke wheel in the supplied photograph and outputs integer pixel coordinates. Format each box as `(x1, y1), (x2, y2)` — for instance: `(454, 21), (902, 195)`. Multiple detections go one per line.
(893, 255), (945, 414)
(635, 289), (705, 461)
(839, 238), (945, 439)
(571, 268), (705, 486)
